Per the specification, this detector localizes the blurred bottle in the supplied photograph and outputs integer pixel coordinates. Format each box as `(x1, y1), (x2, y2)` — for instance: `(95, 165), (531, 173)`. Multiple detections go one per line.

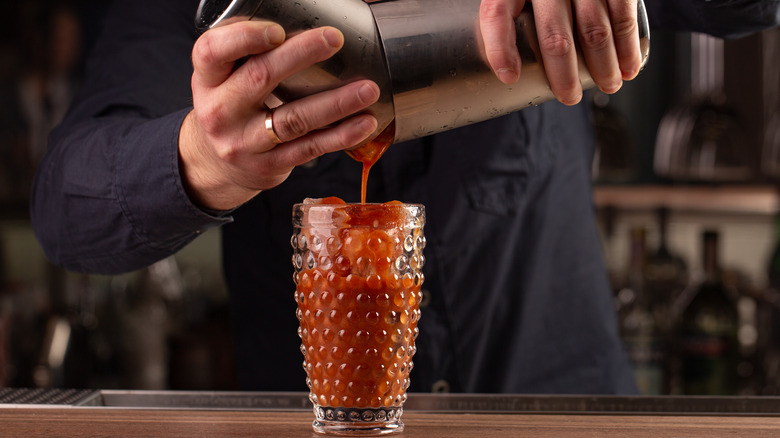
(645, 208), (688, 334)
(644, 208), (688, 394)
(760, 214), (780, 394)
(677, 230), (739, 395)
(591, 91), (635, 183)
(617, 227), (666, 394)
(761, 109), (780, 179)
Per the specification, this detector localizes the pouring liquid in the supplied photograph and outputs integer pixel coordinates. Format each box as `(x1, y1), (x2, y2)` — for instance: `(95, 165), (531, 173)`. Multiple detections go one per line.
(345, 120), (395, 204)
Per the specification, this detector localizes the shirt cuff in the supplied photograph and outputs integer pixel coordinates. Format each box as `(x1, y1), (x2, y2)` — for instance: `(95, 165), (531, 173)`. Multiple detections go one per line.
(115, 108), (233, 251)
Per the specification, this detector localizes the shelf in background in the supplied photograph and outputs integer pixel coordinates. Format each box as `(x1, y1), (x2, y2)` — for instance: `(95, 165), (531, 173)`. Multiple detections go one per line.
(593, 185), (779, 214)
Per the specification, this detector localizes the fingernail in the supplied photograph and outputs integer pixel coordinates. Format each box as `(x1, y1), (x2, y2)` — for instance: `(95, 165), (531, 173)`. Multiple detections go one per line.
(357, 83), (379, 105)
(496, 68), (519, 84)
(622, 67), (639, 81)
(560, 94), (582, 106)
(265, 24), (285, 45)
(357, 116), (378, 135)
(322, 27), (343, 48)
(600, 81), (623, 94)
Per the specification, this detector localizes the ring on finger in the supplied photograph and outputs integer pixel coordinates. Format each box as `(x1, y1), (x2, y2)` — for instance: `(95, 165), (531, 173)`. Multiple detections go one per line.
(265, 110), (283, 144)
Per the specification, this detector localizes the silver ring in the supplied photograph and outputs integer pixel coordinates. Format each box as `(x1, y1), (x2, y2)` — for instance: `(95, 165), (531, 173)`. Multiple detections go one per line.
(265, 110), (282, 144)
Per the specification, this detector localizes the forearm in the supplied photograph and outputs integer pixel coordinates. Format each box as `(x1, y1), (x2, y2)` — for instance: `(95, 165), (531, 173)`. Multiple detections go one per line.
(31, 110), (231, 275)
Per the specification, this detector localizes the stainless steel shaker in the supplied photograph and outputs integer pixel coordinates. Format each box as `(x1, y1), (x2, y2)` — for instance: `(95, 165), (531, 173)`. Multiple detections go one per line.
(196, 0), (650, 144)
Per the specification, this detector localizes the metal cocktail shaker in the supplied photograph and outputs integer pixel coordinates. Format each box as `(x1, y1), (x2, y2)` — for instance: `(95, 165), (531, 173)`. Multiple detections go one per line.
(196, 0), (650, 144)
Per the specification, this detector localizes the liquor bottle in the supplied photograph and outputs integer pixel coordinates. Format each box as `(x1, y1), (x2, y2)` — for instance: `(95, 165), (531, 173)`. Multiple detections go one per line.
(645, 208), (688, 334)
(591, 91), (634, 183)
(618, 227), (665, 394)
(678, 230), (739, 395)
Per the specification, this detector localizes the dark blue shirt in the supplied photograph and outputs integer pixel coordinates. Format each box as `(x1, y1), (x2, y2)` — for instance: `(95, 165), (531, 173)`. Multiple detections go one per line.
(31, 0), (779, 393)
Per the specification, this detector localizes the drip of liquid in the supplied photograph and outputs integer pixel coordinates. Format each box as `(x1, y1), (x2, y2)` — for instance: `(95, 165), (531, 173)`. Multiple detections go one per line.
(345, 121), (396, 204)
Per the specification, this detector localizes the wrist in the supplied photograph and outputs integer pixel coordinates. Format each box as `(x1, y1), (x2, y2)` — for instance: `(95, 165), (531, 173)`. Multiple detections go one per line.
(178, 111), (260, 211)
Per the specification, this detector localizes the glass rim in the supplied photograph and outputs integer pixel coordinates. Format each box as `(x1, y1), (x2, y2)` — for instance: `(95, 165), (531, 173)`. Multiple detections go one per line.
(292, 202), (425, 228)
(292, 202), (424, 207)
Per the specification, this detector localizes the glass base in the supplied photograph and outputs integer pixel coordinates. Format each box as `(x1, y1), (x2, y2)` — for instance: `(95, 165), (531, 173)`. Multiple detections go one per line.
(312, 405), (404, 436)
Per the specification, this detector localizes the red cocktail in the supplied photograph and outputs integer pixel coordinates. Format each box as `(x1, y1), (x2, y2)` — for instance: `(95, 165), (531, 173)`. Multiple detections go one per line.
(292, 197), (425, 435)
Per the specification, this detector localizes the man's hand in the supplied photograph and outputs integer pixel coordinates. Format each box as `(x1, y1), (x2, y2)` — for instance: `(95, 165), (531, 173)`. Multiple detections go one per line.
(480, 0), (642, 105)
(179, 21), (380, 211)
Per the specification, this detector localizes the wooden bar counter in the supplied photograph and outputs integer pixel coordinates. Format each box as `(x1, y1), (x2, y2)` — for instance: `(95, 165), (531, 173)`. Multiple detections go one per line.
(1, 390), (780, 437)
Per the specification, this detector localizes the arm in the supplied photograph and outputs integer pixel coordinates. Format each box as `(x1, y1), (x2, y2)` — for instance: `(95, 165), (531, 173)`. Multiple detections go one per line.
(31, 1), (214, 275)
(31, 0), (380, 274)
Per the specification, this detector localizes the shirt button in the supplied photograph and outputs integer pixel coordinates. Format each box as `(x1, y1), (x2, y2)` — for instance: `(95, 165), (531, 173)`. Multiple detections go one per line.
(431, 379), (450, 393)
(419, 289), (432, 308)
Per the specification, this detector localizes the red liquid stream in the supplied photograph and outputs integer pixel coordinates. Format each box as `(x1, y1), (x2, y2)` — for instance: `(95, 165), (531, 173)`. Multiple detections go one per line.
(345, 121), (396, 204)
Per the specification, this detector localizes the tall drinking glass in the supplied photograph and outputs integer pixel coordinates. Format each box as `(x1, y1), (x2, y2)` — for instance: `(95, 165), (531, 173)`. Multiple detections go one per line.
(292, 201), (425, 435)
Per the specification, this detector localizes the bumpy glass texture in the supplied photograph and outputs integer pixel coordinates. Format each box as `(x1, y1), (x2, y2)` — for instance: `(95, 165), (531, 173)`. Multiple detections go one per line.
(292, 202), (425, 436)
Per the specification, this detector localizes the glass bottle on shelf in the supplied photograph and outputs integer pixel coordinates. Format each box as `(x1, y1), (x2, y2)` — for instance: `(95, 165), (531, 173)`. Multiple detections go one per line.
(617, 227), (666, 394)
(591, 91), (635, 183)
(677, 230), (739, 395)
(645, 208), (688, 335)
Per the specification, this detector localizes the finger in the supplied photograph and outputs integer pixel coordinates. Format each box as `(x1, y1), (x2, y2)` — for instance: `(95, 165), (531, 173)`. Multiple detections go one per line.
(573, 0), (622, 94)
(534, 0), (581, 105)
(261, 114), (379, 170)
(198, 26), (346, 133)
(479, 0), (525, 84)
(266, 80), (380, 144)
(192, 21), (285, 88)
(606, 0), (641, 80)
(227, 26), (344, 102)
(244, 80), (380, 148)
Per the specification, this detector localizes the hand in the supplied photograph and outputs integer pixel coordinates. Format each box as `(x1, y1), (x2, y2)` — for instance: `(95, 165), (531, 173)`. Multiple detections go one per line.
(180, 21), (380, 211)
(480, 0), (643, 105)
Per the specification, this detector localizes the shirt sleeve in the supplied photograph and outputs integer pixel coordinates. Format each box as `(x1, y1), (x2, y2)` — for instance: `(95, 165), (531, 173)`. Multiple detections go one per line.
(646, 0), (780, 38)
(30, 0), (231, 275)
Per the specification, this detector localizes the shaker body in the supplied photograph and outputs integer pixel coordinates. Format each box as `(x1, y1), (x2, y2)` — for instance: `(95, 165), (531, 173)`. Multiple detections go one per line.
(196, 0), (650, 144)
(370, 0), (650, 142)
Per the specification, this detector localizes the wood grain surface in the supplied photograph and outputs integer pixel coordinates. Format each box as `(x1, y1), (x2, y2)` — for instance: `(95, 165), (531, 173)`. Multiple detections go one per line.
(2, 408), (780, 437)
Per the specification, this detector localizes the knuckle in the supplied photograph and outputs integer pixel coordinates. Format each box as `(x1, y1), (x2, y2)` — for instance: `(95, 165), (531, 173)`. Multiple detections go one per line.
(332, 95), (353, 117)
(303, 140), (327, 161)
(579, 25), (612, 51)
(277, 109), (310, 139)
(540, 31), (574, 58)
(242, 57), (273, 90)
(197, 101), (228, 134)
(612, 18), (638, 40)
(291, 29), (337, 64)
(479, 0), (508, 21)
(192, 33), (218, 68)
